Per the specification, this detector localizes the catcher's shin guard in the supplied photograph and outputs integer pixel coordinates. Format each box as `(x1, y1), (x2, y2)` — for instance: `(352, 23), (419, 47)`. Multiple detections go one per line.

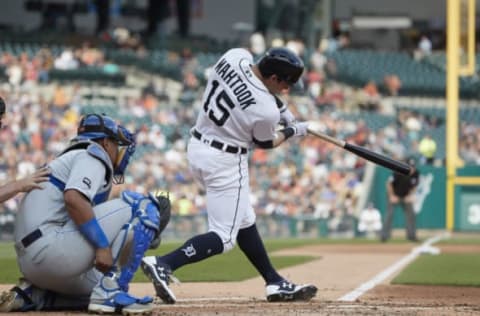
(115, 222), (155, 291)
(111, 191), (163, 291)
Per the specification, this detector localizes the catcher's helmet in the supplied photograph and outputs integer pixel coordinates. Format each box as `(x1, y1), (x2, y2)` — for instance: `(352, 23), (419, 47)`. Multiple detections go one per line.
(257, 47), (304, 85)
(75, 114), (131, 145)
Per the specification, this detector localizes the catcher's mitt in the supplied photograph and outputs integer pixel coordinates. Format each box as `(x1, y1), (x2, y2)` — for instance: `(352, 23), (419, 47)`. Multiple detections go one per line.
(149, 191), (172, 249)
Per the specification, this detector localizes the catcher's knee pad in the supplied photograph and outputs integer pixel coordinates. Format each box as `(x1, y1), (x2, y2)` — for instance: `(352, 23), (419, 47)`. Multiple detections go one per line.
(111, 191), (165, 290)
(122, 190), (171, 249)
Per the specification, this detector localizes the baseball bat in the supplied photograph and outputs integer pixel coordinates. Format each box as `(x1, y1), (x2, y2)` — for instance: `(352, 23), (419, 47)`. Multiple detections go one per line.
(307, 127), (412, 176)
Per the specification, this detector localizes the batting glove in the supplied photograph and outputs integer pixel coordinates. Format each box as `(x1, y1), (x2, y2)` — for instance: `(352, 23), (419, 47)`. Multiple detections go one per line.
(292, 121), (309, 137)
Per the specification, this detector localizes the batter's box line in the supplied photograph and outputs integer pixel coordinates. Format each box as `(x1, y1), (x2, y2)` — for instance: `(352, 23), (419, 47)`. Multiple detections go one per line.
(176, 296), (254, 303)
(337, 232), (451, 302)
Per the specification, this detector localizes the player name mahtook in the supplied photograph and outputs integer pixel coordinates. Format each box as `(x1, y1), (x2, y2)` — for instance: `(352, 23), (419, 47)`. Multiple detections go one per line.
(215, 58), (256, 110)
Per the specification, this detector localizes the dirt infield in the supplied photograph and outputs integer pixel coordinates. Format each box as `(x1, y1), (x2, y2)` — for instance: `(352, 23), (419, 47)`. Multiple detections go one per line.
(2, 241), (480, 315)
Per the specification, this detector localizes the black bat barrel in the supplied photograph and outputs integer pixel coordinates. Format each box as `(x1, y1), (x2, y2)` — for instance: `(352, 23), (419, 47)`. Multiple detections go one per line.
(344, 143), (411, 175)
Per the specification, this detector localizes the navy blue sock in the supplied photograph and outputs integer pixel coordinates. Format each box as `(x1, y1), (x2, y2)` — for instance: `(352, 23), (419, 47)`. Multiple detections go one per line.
(237, 224), (283, 284)
(160, 231), (224, 271)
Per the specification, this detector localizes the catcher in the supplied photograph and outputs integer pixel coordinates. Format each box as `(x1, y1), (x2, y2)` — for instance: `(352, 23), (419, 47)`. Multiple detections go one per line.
(0, 114), (171, 315)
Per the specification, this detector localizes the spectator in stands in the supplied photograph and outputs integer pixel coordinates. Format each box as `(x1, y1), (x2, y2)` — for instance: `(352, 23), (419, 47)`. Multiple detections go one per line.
(358, 202), (382, 239)
(339, 33), (351, 49)
(404, 112), (422, 142)
(0, 96), (50, 203)
(94, 0), (110, 35)
(459, 123), (480, 164)
(362, 80), (380, 110)
(6, 58), (23, 88)
(36, 48), (54, 83)
(145, 0), (171, 37)
(417, 35), (432, 58)
(384, 74), (402, 96)
(176, 0), (191, 37)
(249, 33), (266, 58)
(53, 49), (79, 70)
(418, 134), (437, 165)
(381, 158), (419, 242)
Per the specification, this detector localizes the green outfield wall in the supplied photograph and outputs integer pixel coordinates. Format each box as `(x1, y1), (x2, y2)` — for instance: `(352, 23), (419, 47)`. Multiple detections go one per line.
(369, 166), (480, 231)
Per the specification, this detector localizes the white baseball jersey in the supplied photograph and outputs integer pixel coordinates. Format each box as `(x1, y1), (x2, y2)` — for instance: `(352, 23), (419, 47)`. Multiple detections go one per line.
(195, 48), (281, 147)
(188, 48), (282, 252)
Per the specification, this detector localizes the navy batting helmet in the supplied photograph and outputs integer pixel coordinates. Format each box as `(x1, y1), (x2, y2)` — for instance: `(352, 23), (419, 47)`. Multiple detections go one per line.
(257, 47), (304, 86)
(76, 114), (131, 146)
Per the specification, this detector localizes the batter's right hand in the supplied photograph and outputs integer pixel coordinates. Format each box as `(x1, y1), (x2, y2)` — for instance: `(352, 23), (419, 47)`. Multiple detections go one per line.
(94, 247), (114, 273)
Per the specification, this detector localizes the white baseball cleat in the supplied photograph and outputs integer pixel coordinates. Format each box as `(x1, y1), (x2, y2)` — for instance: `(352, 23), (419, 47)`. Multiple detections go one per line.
(265, 280), (318, 302)
(88, 273), (154, 315)
(141, 256), (177, 304)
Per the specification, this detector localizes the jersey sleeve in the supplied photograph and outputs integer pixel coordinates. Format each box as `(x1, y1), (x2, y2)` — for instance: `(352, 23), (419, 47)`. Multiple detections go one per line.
(64, 152), (107, 202)
(252, 117), (278, 142)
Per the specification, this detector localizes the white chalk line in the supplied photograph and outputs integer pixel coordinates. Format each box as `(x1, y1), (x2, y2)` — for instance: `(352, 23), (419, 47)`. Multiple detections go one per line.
(175, 296), (252, 303)
(338, 232), (451, 302)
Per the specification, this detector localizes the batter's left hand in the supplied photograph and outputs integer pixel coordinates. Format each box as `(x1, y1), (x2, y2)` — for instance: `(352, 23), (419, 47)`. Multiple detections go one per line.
(292, 121), (309, 137)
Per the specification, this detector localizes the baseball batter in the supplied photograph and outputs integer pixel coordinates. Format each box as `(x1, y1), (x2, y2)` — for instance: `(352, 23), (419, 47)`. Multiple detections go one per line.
(142, 47), (317, 303)
(0, 114), (170, 315)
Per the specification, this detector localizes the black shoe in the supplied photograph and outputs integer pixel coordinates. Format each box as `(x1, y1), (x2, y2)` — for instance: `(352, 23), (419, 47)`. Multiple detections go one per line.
(140, 256), (177, 304)
(265, 280), (317, 302)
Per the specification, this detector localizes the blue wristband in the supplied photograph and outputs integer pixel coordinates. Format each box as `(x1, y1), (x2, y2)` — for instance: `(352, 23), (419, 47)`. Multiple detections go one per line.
(78, 218), (109, 249)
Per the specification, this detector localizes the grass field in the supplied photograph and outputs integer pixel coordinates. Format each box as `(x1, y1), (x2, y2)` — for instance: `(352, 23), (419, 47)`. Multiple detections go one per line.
(393, 235), (480, 286)
(393, 253), (480, 286)
(0, 239), (322, 283)
(1, 236), (479, 286)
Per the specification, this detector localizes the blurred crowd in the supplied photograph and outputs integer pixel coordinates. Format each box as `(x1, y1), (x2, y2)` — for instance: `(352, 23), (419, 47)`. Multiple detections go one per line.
(1, 34), (480, 239)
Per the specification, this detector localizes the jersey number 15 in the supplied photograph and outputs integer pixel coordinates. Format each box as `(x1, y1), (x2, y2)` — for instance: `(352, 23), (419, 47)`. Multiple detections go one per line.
(203, 80), (234, 126)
